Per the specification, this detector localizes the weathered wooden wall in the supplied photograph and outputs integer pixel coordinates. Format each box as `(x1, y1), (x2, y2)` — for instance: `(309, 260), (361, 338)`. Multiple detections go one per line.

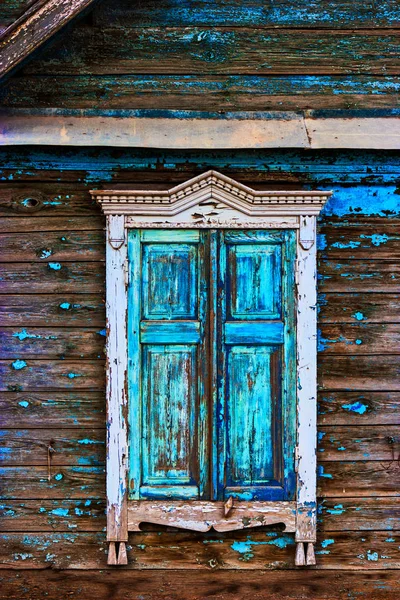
(0, 147), (399, 599)
(0, 0), (400, 109)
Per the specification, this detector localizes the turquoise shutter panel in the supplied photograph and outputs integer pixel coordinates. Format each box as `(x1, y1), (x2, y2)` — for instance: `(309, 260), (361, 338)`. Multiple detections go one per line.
(217, 230), (296, 501)
(128, 230), (210, 500)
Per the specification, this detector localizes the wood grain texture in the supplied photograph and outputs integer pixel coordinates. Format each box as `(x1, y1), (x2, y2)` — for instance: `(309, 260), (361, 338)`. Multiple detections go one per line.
(0, 231), (105, 262)
(0, 392), (105, 428)
(0, 263), (104, 293)
(318, 293), (400, 324)
(0, 429), (105, 466)
(319, 498), (400, 531)
(1, 75), (399, 110)
(318, 324), (400, 354)
(0, 499), (106, 532)
(0, 360), (104, 391)
(318, 461), (400, 497)
(0, 466), (105, 499)
(318, 261), (400, 292)
(22, 26), (400, 76)
(319, 356), (400, 390)
(92, 0), (400, 28)
(0, 530), (399, 570)
(2, 569), (400, 600)
(0, 327), (105, 359)
(0, 184), (99, 217)
(318, 392), (400, 425)
(319, 222), (400, 260)
(0, 216), (104, 233)
(317, 425), (400, 460)
(0, 295), (105, 327)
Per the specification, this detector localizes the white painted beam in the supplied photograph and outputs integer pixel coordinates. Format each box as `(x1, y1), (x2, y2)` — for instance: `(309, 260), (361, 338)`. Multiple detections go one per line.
(1, 110), (398, 148)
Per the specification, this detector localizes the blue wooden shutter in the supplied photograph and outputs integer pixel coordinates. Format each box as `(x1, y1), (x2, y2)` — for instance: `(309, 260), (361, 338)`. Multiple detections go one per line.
(127, 228), (296, 503)
(128, 230), (210, 500)
(217, 230), (296, 501)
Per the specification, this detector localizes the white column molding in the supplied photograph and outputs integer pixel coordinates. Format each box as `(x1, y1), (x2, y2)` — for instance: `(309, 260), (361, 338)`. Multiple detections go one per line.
(105, 215), (128, 564)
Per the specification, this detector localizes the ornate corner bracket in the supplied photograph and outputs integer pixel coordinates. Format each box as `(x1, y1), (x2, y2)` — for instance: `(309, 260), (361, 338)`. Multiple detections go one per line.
(91, 171), (332, 568)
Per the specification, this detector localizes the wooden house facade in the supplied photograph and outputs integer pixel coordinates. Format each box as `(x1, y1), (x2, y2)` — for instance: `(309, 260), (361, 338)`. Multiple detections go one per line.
(0, 1), (399, 599)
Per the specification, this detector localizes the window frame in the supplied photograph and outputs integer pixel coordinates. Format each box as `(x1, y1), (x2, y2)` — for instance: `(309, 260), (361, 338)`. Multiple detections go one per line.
(91, 171), (331, 566)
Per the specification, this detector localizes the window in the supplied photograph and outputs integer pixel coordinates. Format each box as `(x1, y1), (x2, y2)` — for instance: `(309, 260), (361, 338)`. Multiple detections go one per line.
(91, 171), (331, 567)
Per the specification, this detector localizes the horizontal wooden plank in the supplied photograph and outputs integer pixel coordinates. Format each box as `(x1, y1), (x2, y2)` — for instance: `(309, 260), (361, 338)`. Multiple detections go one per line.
(92, 0), (400, 28)
(318, 391), (400, 425)
(0, 531), (399, 570)
(317, 426), (400, 461)
(0, 216), (104, 233)
(0, 360), (105, 391)
(24, 27), (400, 76)
(3, 570), (400, 600)
(318, 324), (400, 354)
(0, 231), (105, 262)
(1, 148), (400, 184)
(0, 466), (105, 499)
(0, 184), (99, 217)
(319, 497), (400, 531)
(0, 262), (104, 293)
(318, 261), (400, 292)
(319, 222), (400, 260)
(0, 327), (105, 359)
(0, 391), (105, 428)
(0, 429), (105, 466)
(318, 293), (400, 324)
(1, 75), (400, 111)
(318, 461), (399, 497)
(0, 295), (105, 327)
(0, 499), (106, 532)
(319, 355), (400, 390)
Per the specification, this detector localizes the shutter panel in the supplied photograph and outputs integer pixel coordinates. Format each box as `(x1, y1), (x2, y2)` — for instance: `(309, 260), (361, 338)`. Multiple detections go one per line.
(128, 230), (210, 500)
(217, 230), (296, 501)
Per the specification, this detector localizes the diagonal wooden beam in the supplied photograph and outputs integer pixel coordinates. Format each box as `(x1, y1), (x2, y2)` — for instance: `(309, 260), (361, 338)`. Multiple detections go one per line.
(0, 0), (98, 80)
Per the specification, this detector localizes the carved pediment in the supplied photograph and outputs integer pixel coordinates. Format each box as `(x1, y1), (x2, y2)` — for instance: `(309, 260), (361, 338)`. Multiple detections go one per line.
(91, 171), (331, 227)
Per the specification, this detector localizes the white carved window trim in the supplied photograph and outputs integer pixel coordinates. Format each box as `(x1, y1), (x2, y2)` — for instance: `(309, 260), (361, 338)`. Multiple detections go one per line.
(91, 171), (331, 567)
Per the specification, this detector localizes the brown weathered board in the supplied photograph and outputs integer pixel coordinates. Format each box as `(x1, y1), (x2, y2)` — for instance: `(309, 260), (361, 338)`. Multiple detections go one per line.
(1, 569), (400, 600)
(318, 356), (400, 390)
(318, 461), (400, 497)
(318, 261), (400, 293)
(0, 295), (105, 327)
(319, 324), (400, 354)
(0, 429), (105, 466)
(1, 76), (398, 110)
(0, 466), (105, 499)
(0, 392), (105, 428)
(0, 360), (105, 391)
(319, 498), (400, 531)
(22, 27), (400, 76)
(317, 426), (400, 460)
(318, 391), (400, 425)
(0, 531), (398, 570)
(318, 294), (400, 324)
(0, 263), (105, 294)
(0, 327), (105, 359)
(0, 232), (105, 262)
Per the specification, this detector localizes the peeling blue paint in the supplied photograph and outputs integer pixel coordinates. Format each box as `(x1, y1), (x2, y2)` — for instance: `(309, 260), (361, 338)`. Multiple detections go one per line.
(353, 312), (366, 321)
(12, 359), (27, 370)
(54, 473), (63, 481)
(39, 249), (53, 259)
(12, 329), (57, 341)
(318, 466), (333, 479)
(48, 262), (62, 270)
(326, 504), (345, 515)
(367, 550), (379, 561)
(78, 438), (100, 445)
(360, 233), (390, 246)
(18, 400), (29, 408)
(51, 508), (69, 517)
(331, 240), (361, 249)
(65, 373), (82, 379)
(60, 302), (71, 310)
(342, 401), (367, 415)
(321, 539), (335, 548)
(98, 329), (106, 337)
